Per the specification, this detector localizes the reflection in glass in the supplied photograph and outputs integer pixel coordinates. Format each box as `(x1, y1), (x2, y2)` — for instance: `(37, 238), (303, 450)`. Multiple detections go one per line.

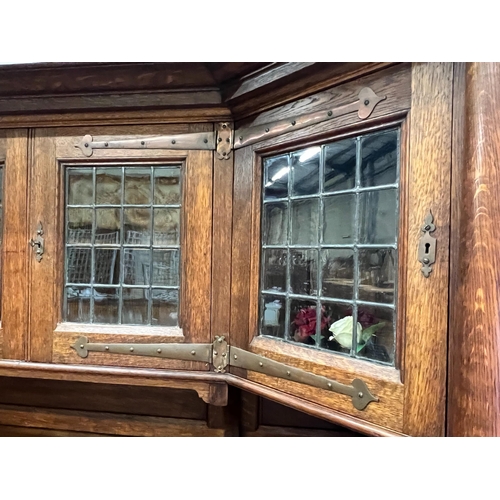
(258, 128), (400, 365)
(261, 295), (286, 338)
(264, 155), (289, 200)
(263, 203), (288, 246)
(64, 165), (182, 326)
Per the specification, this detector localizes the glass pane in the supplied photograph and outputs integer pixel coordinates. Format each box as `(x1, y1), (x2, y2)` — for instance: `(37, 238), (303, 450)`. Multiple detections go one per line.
(124, 167), (151, 205)
(94, 248), (119, 285)
(323, 194), (355, 244)
(324, 138), (356, 193)
(291, 199), (319, 245)
(96, 168), (122, 205)
(93, 288), (119, 324)
(263, 203), (288, 246)
(359, 189), (397, 245)
(152, 291), (179, 326)
(356, 306), (394, 364)
(65, 287), (91, 323)
(290, 299), (318, 346)
(358, 248), (396, 304)
(122, 288), (148, 325)
(67, 208), (92, 242)
(261, 295), (286, 338)
(321, 302), (353, 354)
(361, 130), (398, 187)
(68, 168), (93, 205)
(262, 249), (287, 293)
(64, 164), (181, 325)
(290, 249), (318, 295)
(67, 247), (91, 284)
(124, 249), (150, 285)
(95, 208), (120, 243)
(154, 167), (181, 205)
(151, 250), (180, 287)
(321, 249), (354, 300)
(291, 147), (320, 196)
(124, 208), (152, 234)
(264, 155), (289, 200)
(154, 208), (180, 245)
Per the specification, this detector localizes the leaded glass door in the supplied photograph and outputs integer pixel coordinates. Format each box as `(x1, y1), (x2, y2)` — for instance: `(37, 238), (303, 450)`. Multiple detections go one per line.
(28, 125), (213, 371)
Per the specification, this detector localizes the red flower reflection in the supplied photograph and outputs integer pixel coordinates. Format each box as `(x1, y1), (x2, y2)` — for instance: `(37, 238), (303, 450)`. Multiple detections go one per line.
(292, 306), (330, 342)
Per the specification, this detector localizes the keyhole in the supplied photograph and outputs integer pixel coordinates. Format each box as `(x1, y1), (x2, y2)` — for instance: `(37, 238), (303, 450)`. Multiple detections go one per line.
(425, 242), (430, 254)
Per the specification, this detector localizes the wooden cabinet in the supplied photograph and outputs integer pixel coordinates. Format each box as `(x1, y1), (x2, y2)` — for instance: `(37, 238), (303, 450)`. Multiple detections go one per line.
(0, 61), (492, 436)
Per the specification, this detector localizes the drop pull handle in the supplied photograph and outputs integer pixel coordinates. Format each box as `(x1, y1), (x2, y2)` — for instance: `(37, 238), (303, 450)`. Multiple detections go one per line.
(29, 222), (44, 262)
(418, 211), (436, 277)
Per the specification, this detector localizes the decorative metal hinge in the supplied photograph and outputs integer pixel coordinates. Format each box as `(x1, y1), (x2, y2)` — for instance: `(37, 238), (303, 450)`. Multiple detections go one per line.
(418, 210), (437, 277)
(75, 87), (385, 158)
(71, 335), (377, 410)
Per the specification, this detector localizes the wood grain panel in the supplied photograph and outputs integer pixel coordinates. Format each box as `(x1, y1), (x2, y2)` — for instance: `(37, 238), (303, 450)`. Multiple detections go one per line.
(403, 63), (453, 436)
(448, 63), (500, 436)
(211, 125), (234, 342)
(0, 377), (207, 420)
(242, 425), (357, 437)
(0, 404), (226, 436)
(1, 129), (29, 360)
(248, 337), (404, 432)
(227, 63), (399, 120)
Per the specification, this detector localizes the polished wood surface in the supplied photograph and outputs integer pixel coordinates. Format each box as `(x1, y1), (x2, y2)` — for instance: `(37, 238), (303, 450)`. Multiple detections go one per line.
(448, 63), (500, 436)
(1, 130), (29, 360)
(403, 63), (453, 436)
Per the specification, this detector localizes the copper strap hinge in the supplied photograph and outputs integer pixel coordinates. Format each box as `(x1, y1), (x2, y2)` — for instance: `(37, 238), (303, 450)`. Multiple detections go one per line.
(71, 335), (377, 410)
(75, 87), (385, 160)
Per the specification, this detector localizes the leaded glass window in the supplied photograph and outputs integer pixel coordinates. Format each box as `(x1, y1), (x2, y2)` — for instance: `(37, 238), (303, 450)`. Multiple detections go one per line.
(260, 128), (399, 365)
(64, 164), (181, 326)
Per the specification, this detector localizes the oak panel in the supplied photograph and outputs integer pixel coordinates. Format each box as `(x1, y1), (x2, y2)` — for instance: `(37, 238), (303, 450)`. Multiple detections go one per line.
(1, 129), (29, 360)
(0, 404), (226, 436)
(403, 63), (453, 436)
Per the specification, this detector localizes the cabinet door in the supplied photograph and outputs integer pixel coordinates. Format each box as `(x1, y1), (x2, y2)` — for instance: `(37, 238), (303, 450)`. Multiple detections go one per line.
(28, 124), (213, 372)
(229, 63), (452, 436)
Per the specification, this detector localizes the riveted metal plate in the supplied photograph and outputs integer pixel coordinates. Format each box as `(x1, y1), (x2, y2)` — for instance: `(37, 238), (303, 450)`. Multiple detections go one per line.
(76, 132), (216, 157)
(229, 347), (377, 410)
(216, 123), (232, 160)
(418, 210), (437, 277)
(212, 336), (229, 373)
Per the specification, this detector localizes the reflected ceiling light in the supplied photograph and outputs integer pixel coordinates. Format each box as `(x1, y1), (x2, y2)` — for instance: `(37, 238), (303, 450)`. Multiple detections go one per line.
(265, 166), (290, 187)
(299, 147), (321, 163)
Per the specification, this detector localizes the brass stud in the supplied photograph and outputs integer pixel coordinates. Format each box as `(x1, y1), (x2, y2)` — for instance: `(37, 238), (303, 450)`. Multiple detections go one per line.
(291, 120), (296, 126)
(141, 141), (145, 146)
(423, 258), (430, 265)
(239, 136), (243, 141)
(223, 152), (227, 156)
(84, 143), (89, 148)
(157, 348), (162, 354)
(358, 392), (364, 398)
(191, 350), (196, 356)
(364, 99), (370, 106)
(218, 337), (223, 343)
(204, 138), (208, 143)
(218, 138), (222, 143)
(286, 370), (291, 376)
(327, 382), (332, 388)
(424, 225), (431, 231)
(130, 347), (134, 352)
(259, 362), (263, 367)
(218, 365), (223, 370)
(222, 124), (227, 129)
(222, 353), (226, 357)
(234, 355), (238, 360)
(105, 346), (109, 351)
(104, 142), (108, 147)
(214, 351), (218, 356)
(327, 111), (333, 117)
(79, 344), (84, 349)
(265, 128), (270, 133)
(171, 140), (176, 144)
(226, 138), (230, 143)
